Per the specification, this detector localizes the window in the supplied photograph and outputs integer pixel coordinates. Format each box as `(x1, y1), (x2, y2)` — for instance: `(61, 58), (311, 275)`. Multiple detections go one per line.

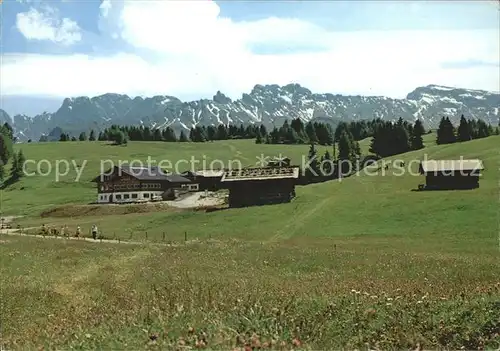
(124, 194), (130, 199)
(116, 195), (122, 199)
(144, 193), (149, 198)
(132, 194), (137, 199)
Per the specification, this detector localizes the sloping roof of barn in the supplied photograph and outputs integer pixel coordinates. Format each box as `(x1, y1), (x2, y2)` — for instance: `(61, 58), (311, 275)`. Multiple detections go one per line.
(221, 166), (300, 182)
(419, 159), (484, 174)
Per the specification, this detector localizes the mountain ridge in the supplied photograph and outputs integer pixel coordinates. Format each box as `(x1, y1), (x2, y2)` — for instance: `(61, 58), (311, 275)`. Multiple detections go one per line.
(2, 84), (499, 141)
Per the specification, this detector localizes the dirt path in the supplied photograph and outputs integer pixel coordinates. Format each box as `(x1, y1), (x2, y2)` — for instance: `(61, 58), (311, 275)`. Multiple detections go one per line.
(167, 192), (225, 209)
(268, 197), (332, 243)
(0, 229), (199, 247)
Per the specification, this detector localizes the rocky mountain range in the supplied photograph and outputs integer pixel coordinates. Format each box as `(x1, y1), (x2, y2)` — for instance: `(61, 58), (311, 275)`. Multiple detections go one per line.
(1, 84), (499, 142)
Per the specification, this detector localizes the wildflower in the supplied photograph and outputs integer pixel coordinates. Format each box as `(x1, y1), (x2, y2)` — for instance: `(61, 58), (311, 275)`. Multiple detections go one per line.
(365, 308), (376, 316)
(386, 303), (392, 306)
(188, 327), (195, 334)
(417, 300), (423, 304)
(370, 295), (378, 299)
(292, 338), (301, 347)
(387, 297), (393, 301)
(195, 340), (206, 348)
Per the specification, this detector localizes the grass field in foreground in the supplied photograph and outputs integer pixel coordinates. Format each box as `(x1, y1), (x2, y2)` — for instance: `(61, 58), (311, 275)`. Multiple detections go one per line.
(1, 134), (499, 349)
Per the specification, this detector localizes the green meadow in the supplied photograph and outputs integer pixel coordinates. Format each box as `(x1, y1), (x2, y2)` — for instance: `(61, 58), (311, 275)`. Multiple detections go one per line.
(1, 134), (499, 349)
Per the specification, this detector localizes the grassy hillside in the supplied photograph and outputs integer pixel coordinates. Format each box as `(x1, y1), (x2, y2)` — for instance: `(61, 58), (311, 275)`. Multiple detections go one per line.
(3, 133), (438, 217)
(3, 140), (336, 216)
(1, 134), (499, 349)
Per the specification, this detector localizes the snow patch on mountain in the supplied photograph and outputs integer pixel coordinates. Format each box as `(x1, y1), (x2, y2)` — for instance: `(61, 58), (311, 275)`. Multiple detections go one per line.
(3, 84), (499, 141)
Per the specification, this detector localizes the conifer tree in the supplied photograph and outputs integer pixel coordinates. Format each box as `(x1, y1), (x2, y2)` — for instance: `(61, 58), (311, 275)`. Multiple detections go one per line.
(255, 133), (263, 144)
(0, 162), (5, 183)
(78, 132), (87, 141)
(436, 117), (456, 145)
(457, 115), (472, 142)
(163, 127), (177, 142)
(320, 150), (333, 176)
(10, 151), (22, 180)
(0, 128), (13, 165)
(306, 143), (319, 178)
(179, 130), (189, 142)
(410, 120), (425, 150)
(305, 122), (318, 144)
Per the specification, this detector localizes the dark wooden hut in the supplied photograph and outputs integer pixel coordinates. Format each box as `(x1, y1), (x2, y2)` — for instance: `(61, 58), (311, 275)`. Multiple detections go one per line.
(418, 159), (484, 190)
(221, 166), (300, 208)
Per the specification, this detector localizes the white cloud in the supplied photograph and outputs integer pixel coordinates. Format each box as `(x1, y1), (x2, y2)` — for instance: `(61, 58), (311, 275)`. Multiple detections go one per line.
(99, 0), (112, 18)
(16, 6), (82, 45)
(4, 1), (500, 100)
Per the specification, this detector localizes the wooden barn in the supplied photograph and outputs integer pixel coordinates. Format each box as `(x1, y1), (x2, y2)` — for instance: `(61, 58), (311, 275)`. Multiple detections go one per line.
(221, 166), (300, 208)
(418, 159), (484, 190)
(180, 169), (224, 191)
(92, 165), (191, 203)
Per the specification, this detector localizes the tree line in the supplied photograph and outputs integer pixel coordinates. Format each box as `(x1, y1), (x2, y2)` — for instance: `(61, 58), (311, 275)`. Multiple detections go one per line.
(50, 115), (499, 152)
(369, 118), (426, 158)
(0, 122), (26, 187)
(436, 115), (498, 145)
(53, 123), (266, 145)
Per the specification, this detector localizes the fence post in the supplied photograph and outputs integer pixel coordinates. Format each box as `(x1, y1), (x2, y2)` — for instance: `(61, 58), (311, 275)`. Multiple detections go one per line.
(184, 231), (187, 243)
(162, 232), (165, 242)
(146, 231), (148, 240)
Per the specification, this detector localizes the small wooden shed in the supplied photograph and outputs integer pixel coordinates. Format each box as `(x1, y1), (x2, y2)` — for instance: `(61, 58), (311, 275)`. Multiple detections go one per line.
(419, 159), (484, 190)
(221, 166), (300, 208)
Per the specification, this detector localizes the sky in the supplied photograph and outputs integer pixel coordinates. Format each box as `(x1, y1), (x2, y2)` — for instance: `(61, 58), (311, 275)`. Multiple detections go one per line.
(1, 0), (499, 107)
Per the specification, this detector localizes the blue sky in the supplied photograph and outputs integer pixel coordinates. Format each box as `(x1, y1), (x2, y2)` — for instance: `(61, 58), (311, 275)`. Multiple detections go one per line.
(1, 0), (499, 106)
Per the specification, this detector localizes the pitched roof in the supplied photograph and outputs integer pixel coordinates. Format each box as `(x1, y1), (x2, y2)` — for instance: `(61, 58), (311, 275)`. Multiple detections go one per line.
(193, 170), (224, 177)
(419, 159), (484, 173)
(221, 166), (300, 182)
(182, 169), (224, 178)
(164, 174), (191, 183)
(120, 165), (168, 180)
(94, 165), (191, 183)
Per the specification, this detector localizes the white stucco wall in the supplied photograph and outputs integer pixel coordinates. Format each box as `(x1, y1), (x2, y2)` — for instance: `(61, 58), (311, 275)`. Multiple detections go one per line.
(97, 191), (164, 204)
